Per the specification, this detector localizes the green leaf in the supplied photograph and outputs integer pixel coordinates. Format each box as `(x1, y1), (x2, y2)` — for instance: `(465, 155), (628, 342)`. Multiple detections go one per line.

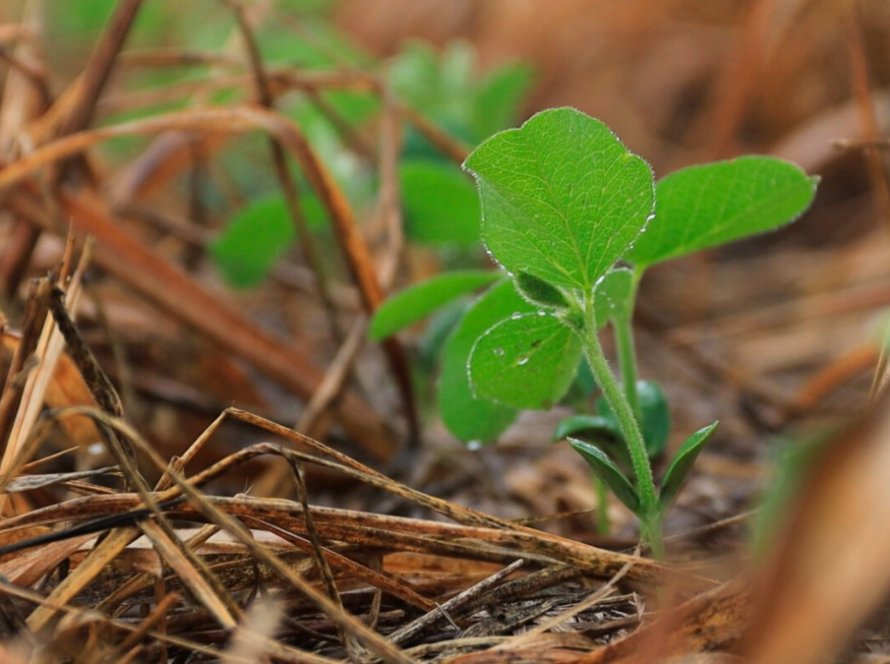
(439, 41), (475, 105)
(286, 100), (375, 206)
(554, 414), (620, 442)
(389, 42), (474, 130)
(463, 107), (655, 290)
(389, 41), (530, 149)
(259, 17), (370, 68)
(469, 313), (582, 410)
(659, 421), (719, 508)
(326, 90), (380, 125)
(572, 360), (597, 397)
(439, 280), (534, 442)
(554, 414), (631, 469)
(559, 361), (597, 410)
(471, 64), (533, 139)
(210, 196), (296, 288)
(514, 272), (570, 309)
(418, 297), (471, 370)
(388, 42), (441, 111)
(596, 380), (671, 458)
(593, 268), (634, 328)
(400, 160), (481, 246)
(369, 271), (501, 341)
(628, 156), (818, 269)
(401, 119), (475, 163)
(569, 438), (640, 513)
(48, 0), (115, 39)
(636, 381), (671, 457)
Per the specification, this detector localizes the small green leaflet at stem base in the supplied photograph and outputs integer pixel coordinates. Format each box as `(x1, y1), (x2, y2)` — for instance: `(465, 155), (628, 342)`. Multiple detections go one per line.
(659, 420), (720, 508)
(627, 156), (819, 269)
(463, 107), (655, 291)
(469, 313), (582, 410)
(568, 438), (640, 513)
(554, 414), (621, 442)
(554, 414), (631, 469)
(439, 280), (534, 443)
(593, 268), (634, 328)
(369, 270), (501, 341)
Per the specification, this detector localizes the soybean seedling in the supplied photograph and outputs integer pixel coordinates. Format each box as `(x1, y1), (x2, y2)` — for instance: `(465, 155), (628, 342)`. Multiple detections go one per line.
(372, 107), (817, 554)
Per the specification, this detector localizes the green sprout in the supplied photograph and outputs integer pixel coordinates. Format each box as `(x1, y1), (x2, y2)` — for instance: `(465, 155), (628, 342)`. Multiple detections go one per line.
(372, 107), (818, 554)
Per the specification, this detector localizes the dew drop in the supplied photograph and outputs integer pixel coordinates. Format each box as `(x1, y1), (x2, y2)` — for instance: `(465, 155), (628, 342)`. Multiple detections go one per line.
(517, 357), (530, 366)
(467, 440), (482, 451)
(493, 348), (505, 357)
(510, 312), (523, 320)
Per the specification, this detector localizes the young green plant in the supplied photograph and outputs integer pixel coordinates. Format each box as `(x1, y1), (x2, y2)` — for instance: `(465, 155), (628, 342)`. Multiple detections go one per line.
(211, 40), (532, 288)
(373, 107), (817, 553)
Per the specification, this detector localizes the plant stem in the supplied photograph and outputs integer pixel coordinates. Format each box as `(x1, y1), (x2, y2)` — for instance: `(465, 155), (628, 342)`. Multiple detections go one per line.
(613, 312), (640, 420)
(615, 268), (645, 420)
(581, 294), (661, 551)
(641, 513), (665, 561)
(593, 473), (611, 535)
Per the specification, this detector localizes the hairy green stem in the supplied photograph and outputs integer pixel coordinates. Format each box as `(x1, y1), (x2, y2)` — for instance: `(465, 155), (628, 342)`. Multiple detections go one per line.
(613, 312), (640, 420)
(616, 268), (646, 420)
(581, 294), (661, 552)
